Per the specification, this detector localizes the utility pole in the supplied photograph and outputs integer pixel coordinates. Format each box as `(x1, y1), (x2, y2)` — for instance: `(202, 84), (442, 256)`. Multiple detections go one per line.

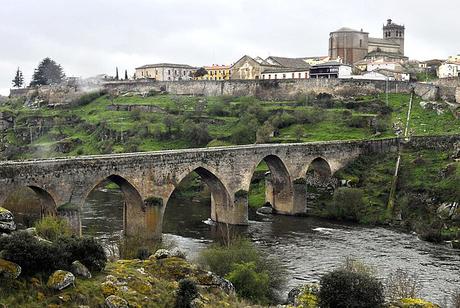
(385, 76), (389, 106)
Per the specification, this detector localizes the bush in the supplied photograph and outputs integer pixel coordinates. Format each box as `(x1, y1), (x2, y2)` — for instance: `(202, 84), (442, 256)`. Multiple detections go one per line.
(347, 116), (369, 128)
(56, 236), (107, 272)
(319, 269), (384, 308)
(226, 262), (270, 304)
(198, 238), (285, 303)
(1, 232), (106, 276)
(175, 278), (199, 308)
(34, 216), (72, 242)
(325, 188), (365, 221)
(1, 232), (66, 276)
(385, 269), (422, 301)
(452, 288), (460, 308)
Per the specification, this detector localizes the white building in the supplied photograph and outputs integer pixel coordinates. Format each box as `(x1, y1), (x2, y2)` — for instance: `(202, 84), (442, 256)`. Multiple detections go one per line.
(261, 68), (309, 80)
(135, 63), (197, 81)
(309, 61), (352, 79)
(438, 62), (460, 79)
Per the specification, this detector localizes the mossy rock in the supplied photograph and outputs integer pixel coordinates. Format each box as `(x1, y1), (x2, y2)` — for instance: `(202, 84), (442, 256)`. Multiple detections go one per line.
(391, 298), (440, 308)
(101, 280), (119, 297)
(0, 258), (21, 279)
(105, 295), (129, 308)
(47, 270), (75, 290)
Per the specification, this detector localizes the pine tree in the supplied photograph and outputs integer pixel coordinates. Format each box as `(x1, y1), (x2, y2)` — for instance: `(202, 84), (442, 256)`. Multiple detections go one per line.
(12, 67), (24, 88)
(30, 58), (65, 86)
(115, 67), (119, 80)
(124, 69), (128, 80)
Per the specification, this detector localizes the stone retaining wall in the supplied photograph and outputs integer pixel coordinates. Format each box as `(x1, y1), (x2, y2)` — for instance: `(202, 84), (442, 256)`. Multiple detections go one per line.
(103, 79), (443, 102)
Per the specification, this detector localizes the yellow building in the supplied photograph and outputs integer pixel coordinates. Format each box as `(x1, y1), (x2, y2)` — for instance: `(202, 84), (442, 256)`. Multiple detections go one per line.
(196, 65), (231, 80)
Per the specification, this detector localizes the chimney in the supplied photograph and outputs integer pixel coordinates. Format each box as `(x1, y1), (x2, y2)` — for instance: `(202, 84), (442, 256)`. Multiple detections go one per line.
(387, 19), (392, 25)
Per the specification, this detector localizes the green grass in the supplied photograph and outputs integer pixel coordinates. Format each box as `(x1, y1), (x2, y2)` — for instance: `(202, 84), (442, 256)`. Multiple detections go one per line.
(3, 92), (460, 160)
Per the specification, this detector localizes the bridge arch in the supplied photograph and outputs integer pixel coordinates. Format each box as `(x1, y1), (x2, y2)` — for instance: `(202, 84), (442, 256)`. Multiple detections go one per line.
(165, 166), (231, 221)
(2, 185), (57, 228)
(306, 157), (332, 179)
(247, 154), (293, 214)
(83, 174), (145, 237)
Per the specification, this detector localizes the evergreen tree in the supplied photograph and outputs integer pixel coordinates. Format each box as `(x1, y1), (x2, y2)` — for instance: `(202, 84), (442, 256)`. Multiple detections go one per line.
(115, 67), (119, 80)
(30, 58), (65, 86)
(12, 67), (24, 88)
(124, 69), (128, 80)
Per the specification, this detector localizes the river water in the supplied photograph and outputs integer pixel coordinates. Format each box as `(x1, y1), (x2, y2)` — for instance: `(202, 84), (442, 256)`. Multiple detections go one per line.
(82, 188), (460, 305)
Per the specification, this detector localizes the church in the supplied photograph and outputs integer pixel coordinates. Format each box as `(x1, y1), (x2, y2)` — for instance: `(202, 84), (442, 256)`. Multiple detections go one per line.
(329, 19), (407, 65)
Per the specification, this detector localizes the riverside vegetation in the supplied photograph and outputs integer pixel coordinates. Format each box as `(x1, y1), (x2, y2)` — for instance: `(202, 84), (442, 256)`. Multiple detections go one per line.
(1, 89), (460, 307)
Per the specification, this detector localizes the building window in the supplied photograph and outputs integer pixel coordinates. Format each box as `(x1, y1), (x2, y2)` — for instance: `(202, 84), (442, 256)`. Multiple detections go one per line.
(274, 75), (277, 80)
(292, 73), (295, 78)
(298, 73), (302, 78)
(168, 70), (171, 75)
(283, 74), (286, 79)
(360, 39), (362, 47)
(268, 74), (271, 79)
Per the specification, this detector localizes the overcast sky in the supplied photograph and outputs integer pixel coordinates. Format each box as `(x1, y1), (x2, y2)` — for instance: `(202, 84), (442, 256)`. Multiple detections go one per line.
(1, 0), (458, 95)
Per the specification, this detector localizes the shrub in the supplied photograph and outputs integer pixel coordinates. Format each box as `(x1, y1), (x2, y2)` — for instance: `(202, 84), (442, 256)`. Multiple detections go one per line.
(385, 268), (422, 301)
(198, 238), (285, 303)
(452, 288), (460, 308)
(347, 116), (369, 128)
(226, 262), (270, 304)
(56, 236), (107, 272)
(325, 188), (365, 221)
(34, 216), (72, 242)
(175, 278), (199, 308)
(319, 269), (384, 308)
(1, 232), (66, 276)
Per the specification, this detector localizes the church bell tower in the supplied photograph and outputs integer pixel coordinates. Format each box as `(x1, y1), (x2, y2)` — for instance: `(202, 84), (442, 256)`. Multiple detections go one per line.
(383, 18), (405, 55)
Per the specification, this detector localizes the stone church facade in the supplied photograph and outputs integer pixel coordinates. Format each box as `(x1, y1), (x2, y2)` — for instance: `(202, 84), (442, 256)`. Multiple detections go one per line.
(329, 19), (406, 65)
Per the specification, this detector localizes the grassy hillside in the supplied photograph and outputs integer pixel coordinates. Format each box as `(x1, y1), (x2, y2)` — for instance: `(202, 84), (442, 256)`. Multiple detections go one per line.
(1, 92), (459, 160)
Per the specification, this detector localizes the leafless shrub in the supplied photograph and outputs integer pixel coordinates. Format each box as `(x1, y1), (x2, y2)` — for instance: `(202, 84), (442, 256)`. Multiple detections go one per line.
(452, 288), (460, 308)
(340, 257), (377, 276)
(385, 268), (423, 301)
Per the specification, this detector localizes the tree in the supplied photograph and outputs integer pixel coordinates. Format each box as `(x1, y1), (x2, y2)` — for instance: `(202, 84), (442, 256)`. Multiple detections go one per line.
(115, 67), (119, 80)
(194, 67), (208, 78)
(124, 69), (128, 80)
(12, 67), (24, 88)
(30, 58), (65, 86)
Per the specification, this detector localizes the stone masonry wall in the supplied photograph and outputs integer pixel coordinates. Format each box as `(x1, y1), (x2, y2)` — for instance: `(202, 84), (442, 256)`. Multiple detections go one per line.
(103, 79), (443, 101)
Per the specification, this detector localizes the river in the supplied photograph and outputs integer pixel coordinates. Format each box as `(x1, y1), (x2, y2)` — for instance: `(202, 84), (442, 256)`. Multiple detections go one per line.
(82, 188), (460, 305)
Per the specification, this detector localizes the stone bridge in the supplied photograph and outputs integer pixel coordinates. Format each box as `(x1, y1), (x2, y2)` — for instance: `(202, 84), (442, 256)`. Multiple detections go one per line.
(0, 138), (399, 239)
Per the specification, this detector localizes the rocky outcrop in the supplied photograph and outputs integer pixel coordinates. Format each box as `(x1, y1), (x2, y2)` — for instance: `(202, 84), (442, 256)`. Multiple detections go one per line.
(196, 271), (235, 295)
(71, 260), (92, 278)
(0, 259), (21, 279)
(0, 207), (16, 233)
(437, 202), (459, 220)
(47, 270), (75, 290)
